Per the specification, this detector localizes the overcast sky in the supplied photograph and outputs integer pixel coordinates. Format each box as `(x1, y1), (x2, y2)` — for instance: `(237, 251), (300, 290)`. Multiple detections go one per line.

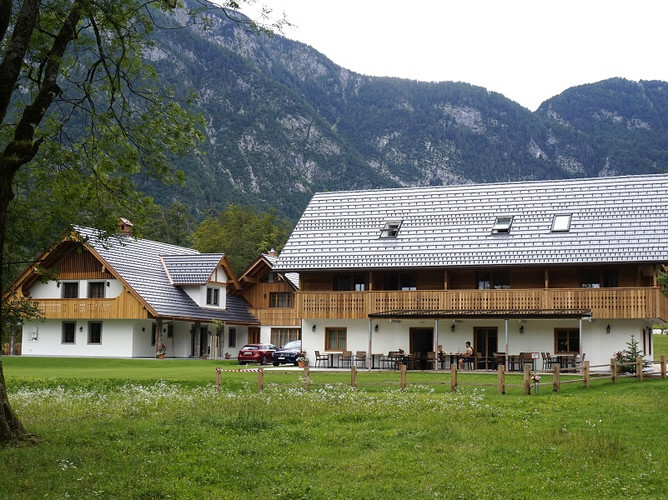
(244, 0), (668, 111)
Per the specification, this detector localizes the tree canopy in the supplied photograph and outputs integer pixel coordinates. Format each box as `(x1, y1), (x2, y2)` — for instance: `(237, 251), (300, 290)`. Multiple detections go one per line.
(0, 0), (284, 446)
(191, 204), (292, 274)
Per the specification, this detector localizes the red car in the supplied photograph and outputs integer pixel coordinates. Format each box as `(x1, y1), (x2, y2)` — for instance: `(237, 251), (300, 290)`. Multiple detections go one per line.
(238, 343), (277, 365)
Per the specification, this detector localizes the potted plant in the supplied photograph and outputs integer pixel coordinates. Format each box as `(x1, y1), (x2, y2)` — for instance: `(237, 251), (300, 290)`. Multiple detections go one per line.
(224, 352), (231, 360)
(156, 343), (166, 359)
(297, 351), (309, 368)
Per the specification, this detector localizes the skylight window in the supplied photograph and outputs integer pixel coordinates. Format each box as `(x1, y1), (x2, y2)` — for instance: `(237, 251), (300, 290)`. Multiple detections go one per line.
(380, 220), (402, 238)
(552, 214), (572, 232)
(492, 216), (513, 234)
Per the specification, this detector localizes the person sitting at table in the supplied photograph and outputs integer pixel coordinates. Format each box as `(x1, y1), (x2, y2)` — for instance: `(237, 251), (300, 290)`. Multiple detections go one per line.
(458, 341), (474, 369)
(437, 345), (446, 361)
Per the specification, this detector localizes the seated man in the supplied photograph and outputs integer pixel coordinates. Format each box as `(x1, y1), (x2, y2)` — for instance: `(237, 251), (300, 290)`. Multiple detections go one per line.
(458, 341), (474, 369)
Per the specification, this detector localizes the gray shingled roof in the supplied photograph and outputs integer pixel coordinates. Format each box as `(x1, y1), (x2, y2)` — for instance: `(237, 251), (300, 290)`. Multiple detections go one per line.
(75, 227), (257, 324)
(161, 254), (225, 285)
(274, 174), (668, 271)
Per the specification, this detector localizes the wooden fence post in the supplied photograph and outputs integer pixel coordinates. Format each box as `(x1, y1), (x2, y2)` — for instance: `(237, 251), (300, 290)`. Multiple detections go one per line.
(661, 355), (666, 380)
(399, 364), (407, 391)
(257, 368), (264, 392)
(351, 365), (357, 388)
(552, 363), (560, 392)
(523, 365), (531, 395)
(611, 358), (617, 384)
(583, 361), (590, 388)
(636, 356), (643, 381)
(215, 367), (222, 392)
(497, 365), (505, 394)
(303, 366), (310, 390)
(450, 364), (457, 392)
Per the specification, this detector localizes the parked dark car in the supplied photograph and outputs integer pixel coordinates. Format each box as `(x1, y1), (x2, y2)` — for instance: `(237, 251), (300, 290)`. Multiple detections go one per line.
(272, 340), (302, 366)
(238, 343), (277, 365)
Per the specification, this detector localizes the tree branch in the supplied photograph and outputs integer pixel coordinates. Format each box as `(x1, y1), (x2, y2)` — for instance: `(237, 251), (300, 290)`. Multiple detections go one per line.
(0, 0), (40, 124)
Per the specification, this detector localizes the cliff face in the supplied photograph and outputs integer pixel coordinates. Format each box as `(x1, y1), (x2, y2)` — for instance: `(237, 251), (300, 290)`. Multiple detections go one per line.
(146, 5), (668, 220)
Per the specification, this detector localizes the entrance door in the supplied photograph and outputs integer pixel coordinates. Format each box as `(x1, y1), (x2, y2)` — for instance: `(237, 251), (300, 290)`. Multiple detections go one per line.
(474, 327), (498, 369)
(409, 327), (434, 369)
(200, 326), (209, 357)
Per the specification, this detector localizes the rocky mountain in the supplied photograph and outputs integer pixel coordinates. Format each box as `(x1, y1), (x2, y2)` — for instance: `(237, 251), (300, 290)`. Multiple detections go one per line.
(145, 5), (668, 221)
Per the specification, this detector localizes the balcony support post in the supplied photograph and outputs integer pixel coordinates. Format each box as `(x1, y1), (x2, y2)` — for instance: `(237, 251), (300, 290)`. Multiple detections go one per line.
(434, 319), (439, 371)
(504, 318), (509, 371)
(367, 318), (373, 370)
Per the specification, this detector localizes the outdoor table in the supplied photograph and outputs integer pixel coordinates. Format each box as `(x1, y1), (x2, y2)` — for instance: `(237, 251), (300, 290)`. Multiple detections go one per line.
(371, 353), (384, 369)
(322, 352), (340, 368)
(556, 354), (575, 369)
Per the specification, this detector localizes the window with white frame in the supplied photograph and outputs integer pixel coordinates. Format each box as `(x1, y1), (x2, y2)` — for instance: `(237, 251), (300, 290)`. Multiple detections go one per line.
(552, 214), (572, 232)
(88, 282), (106, 298)
(206, 287), (220, 306)
(492, 216), (513, 234)
(62, 322), (76, 344)
(88, 322), (102, 344)
(62, 282), (79, 298)
(380, 220), (402, 238)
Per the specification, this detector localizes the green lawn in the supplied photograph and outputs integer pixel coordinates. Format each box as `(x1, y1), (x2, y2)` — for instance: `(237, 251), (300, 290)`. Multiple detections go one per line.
(0, 354), (666, 499)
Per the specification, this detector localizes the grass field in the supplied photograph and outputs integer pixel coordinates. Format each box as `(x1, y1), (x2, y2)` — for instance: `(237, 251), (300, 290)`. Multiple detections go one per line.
(0, 342), (666, 499)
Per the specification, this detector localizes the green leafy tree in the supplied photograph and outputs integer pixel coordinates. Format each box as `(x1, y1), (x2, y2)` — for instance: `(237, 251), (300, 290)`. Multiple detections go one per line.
(0, 0), (284, 446)
(191, 204), (292, 274)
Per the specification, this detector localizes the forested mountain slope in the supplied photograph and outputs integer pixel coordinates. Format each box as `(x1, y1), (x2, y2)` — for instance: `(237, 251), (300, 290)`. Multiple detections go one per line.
(146, 4), (668, 221)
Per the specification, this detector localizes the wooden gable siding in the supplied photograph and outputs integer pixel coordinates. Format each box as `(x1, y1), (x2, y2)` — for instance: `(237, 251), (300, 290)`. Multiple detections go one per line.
(238, 281), (294, 309)
(53, 246), (112, 280)
(31, 287), (150, 319)
(239, 281), (299, 326)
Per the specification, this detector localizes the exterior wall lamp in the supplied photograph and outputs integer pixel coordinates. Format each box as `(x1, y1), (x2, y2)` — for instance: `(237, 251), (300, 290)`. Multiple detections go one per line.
(374, 324), (379, 332)
(606, 324), (611, 334)
(519, 325), (524, 334)
(451, 322), (455, 333)
(312, 324), (316, 333)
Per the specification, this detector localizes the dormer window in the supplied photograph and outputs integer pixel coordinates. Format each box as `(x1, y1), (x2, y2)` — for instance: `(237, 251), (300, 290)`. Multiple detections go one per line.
(380, 220), (402, 238)
(492, 216), (513, 234)
(206, 287), (220, 306)
(552, 214), (572, 232)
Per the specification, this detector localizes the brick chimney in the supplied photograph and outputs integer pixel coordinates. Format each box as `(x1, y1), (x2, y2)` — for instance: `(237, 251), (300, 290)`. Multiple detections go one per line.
(119, 218), (134, 234)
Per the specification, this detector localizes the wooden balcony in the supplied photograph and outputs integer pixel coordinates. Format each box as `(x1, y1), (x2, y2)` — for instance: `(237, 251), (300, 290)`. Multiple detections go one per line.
(32, 295), (149, 319)
(297, 287), (668, 321)
(249, 308), (300, 326)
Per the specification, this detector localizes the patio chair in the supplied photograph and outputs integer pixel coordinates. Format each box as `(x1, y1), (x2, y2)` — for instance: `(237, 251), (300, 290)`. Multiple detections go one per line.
(520, 352), (535, 371)
(541, 352), (557, 370)
(339, 350), (353, 368)
(353, 350), (367, 368)
(425, 351), (437, 370)
(381, 351), (399, 369)
(314, 350), (329, 368)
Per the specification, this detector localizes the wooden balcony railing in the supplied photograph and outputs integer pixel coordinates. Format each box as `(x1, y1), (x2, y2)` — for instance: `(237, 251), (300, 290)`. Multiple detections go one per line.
(297, 287), (668, 321)
(249, 308), (300, 326)
(33, 296), (149, 319)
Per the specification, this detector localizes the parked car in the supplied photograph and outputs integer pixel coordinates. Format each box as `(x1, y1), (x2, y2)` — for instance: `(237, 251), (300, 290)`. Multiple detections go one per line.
(238, 343), (277, 365)
(272, 340), (302, 366)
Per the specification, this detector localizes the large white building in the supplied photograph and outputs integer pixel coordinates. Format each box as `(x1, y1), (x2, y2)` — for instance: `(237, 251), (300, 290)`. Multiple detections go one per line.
(274, 174), (668, 370)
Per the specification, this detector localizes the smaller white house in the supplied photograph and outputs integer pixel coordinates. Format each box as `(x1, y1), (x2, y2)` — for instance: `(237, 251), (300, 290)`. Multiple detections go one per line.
(8, 225), (259, 358)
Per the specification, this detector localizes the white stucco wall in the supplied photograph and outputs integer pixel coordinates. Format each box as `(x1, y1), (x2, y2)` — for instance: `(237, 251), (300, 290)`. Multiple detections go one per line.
(22, 319), (136, 357)
(301, 317), (653, 369)
(27, 279), (123, 299)
(182, 284), (227, 310)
